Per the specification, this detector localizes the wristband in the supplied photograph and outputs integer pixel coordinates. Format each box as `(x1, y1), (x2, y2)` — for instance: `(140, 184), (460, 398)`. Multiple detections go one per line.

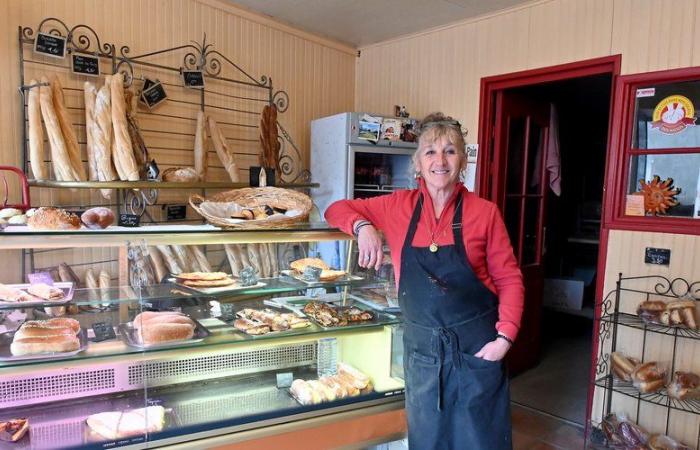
(496, 333), (514, 345)
(353, 220), (371, 237)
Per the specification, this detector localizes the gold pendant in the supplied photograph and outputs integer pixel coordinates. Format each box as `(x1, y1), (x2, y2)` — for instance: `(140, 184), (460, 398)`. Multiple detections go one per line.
(429, 242), (438, 253)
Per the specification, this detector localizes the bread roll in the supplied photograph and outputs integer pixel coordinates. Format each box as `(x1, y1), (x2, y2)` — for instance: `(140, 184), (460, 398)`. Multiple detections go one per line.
(290, 379), (322, 405)
(190, 246), (212, 273)
(84, 82), (98, 180)
(133, 312), (195, 345)
(81, 207), (114, 229)
(194, 110), (207, 180)
(51, 76), (87, 181)
(94, 76), (117, 198)
(47, 317), (80, 334)
(147, 246), (168, 283)
(39, 77), (80, 181)
(110, 73), (139, 181)
(83, 269), (98, 290)
(14, 325), (73, 340)
(27, 207), (81, 230)
(207, 116), (239, 182)
(28, 79), (47, 180)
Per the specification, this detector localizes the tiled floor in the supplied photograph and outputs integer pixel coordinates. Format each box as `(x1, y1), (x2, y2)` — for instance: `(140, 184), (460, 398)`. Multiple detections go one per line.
(512, 403), (588, 449)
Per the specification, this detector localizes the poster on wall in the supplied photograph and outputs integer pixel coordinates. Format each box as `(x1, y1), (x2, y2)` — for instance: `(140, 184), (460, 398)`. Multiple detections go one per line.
(380, 118), (402, 141)
(358, 120), (380, 142)
(650, 95), (697, 135)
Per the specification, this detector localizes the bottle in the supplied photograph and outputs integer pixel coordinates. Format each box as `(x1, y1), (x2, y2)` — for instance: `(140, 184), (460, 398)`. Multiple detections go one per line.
(317, 337), (338, 377)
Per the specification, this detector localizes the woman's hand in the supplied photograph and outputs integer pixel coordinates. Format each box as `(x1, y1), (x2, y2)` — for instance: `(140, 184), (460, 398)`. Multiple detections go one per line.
(474, 338), (511, 362)
(356, 223), (383, 271)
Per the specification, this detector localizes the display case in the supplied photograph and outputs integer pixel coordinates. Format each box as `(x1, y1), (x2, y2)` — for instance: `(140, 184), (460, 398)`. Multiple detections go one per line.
(0, 225), (405, 449)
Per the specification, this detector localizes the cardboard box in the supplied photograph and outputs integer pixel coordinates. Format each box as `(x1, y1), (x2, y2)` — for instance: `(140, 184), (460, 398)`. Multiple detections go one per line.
(543, 278), (584, 310)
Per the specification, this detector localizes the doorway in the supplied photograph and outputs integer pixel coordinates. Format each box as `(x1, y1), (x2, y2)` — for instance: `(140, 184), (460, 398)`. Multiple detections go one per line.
(478, 56), (619, 426)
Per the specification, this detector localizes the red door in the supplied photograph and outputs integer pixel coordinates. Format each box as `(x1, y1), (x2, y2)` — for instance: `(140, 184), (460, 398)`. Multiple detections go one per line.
(491, 90), (550, 375)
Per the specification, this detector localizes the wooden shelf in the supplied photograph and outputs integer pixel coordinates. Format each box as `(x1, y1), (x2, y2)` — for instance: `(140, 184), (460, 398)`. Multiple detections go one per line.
(28, 180), (319, 190)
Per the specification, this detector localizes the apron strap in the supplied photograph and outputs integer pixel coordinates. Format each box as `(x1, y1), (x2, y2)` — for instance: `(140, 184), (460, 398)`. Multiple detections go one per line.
(451, 192), (467, 259)
(401, 194), (423, 252)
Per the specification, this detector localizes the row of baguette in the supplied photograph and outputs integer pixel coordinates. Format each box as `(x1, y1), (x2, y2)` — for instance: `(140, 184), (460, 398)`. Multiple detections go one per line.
(27, 73), (241, 191)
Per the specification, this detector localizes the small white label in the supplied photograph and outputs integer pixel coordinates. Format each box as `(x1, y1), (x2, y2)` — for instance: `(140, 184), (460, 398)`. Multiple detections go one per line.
(636, 88), (656, 98)
(276, 372), (293, 388)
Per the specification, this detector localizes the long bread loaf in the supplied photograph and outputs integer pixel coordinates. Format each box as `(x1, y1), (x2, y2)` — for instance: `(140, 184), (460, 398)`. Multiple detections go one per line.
(110, 74), (139, 181)
(84, 82), (98, 180)
(207, 116), (239, 182)
(147, 246), (167, 282)
(191, 246), (212, 273)
(39, 77), (79, 181)
(194, 111), (207, 181)
(51, 75), (87, 180)
(224, 244), (242, 277)
(28, 79), (47, 180)
(156, 245), (182, 275)
(94, 77), (117, 198)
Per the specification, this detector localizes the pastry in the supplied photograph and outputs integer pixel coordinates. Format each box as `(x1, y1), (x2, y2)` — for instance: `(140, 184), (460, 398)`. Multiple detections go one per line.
(81, 207), (114, 229)
(27, 207), (81, 230)
(611, 352), (640, 382)
(28, 79), (47, 180)
(0, 418), (29, 442)
(7, 215), (27, 225)
(182, 278), (235, 287)
(194, 110), (207, 181)
(86, 406), (164, 440)
(161, 167), (199, 182)
(290, 257), (330, 272)
(338, 362), (370, 389)
(648, 434), (691, 450)
(0, 283), (35, 302)
(233, 317), (270, 335)
(51, 75), (87, 181)
(26, 283), (64, 300)
(175, 271), (229, 281)
(631, 361), (666, 393)
(667, 371), (700, 401)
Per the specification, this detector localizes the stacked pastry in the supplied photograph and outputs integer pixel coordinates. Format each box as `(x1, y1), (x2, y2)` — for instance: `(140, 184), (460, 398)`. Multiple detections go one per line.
(10, 318), (80, 356)
(667, 371), (700, 401)
(0, 207), (28, 226)
(289, 363), (372, 406)
(611, 352), (666, 393)
(233, 308), (310, 335)
(86, 405), (165, 440)
(0, 282), (65, 303)
(175, 271), (234, 288)
(132, 311), (195, 345)
(302, 301), (375, 328)
(637, 298), (697, 329)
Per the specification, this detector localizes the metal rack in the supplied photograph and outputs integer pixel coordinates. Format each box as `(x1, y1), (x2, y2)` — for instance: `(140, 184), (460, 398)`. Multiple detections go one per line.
(590, 273), (700, 448)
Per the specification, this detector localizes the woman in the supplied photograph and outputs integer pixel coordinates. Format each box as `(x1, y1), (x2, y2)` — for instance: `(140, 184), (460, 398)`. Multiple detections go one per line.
(325, 112), (524, 449)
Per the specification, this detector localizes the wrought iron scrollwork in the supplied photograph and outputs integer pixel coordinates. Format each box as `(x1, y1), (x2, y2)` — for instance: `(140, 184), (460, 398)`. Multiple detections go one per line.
(124, 189), (158, 216)
(127, 241), (156, 293)
(24, 18), (114, 57)
(621, 274), (700, 299)
(277, 122), (310, 183)
(271, 90), (289, 113)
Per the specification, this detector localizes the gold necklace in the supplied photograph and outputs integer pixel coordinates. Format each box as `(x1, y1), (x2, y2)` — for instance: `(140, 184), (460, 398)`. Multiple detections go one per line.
(421, 197), (443, 253)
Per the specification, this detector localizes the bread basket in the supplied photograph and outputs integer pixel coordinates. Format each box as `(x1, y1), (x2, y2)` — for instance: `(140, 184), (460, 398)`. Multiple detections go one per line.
(189, 187), (312, 229)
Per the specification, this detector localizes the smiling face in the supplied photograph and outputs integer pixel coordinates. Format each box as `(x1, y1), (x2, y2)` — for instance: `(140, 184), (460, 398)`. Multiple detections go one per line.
(415, 129), (466, 195)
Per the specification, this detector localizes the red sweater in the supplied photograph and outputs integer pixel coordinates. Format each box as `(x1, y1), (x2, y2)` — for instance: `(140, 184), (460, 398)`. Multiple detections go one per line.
(324, 180), (524, 341)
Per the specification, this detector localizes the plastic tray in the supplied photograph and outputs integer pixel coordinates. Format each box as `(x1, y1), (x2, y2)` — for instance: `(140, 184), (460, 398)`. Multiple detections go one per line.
(0, 282), (74, 307)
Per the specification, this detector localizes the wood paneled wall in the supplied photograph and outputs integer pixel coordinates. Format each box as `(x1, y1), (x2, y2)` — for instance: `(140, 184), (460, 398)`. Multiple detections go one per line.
(0, 0), (355, 283)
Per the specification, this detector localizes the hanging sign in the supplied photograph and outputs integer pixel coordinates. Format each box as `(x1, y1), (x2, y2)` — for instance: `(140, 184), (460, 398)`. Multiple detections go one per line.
(141, 78), (167, 109)
(182, 70), (205, 89)
(71, 54), (100, 77)
(34, 32), (67, 58)
(651, 95), (697, 135)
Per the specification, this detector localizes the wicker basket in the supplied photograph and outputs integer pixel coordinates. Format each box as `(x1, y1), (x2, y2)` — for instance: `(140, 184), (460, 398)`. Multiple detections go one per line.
(189, 187), (313, 229)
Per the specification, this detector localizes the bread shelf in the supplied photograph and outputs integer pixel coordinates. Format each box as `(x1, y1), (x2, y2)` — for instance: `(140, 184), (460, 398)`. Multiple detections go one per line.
(28, 180), (320, 190)
(599, 311), (700, 340)
(594, 374), (700, 415)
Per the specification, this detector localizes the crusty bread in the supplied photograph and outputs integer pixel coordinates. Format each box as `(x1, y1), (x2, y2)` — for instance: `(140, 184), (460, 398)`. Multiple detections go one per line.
(194, 111), (207, 180)
(110, 73), (139, 181)
(147, 247), (167, 283)
(28, 79), (47, 180)
(290, 258), (329, 272)
(14, 325), (73, 340)
(224, 244), (243, 277)
(84, 82), (98, 180)
(190, 246), (212, 273)
(207, 116), (239, 182)
(161, 167), (199, 182)
(46, 317), (80, 334)
(27, 207), (81, 230)
(85, 268), (98, 289)
(51, 75), (87, 181)
(94, 76), (117, 199)
(40, 77), (80, 181)
(319, 269), (346, 281)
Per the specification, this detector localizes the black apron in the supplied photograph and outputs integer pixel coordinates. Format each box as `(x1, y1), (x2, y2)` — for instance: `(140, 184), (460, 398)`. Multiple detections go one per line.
(399, 192), (512, 450)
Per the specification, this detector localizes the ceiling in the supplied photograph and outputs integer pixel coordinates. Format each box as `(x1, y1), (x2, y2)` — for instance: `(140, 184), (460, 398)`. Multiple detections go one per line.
(228, 0), (532, 48)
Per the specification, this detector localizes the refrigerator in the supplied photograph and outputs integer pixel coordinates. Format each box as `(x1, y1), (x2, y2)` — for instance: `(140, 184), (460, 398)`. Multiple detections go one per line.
(311, 112), (418, 268)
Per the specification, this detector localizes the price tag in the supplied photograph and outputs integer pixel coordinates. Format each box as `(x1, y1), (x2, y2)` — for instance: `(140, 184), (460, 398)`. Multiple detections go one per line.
(645, 247), (671, 266)
(141, 80), (167, 109)
(34, 32), (67, 58)
(118, 214), (140, 227)
(182, 70), (205, 89)
(276, 372), (293, 388)
(27, 271), (55, 285)
(92, 321), (116, 342)
(165, 204), (187, 221)
(71, 54), (100, 77)
(220, 303), (236, 322)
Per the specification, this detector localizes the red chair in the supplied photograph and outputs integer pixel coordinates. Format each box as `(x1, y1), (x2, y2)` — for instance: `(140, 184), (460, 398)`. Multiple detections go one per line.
(0, 166), (31, 211)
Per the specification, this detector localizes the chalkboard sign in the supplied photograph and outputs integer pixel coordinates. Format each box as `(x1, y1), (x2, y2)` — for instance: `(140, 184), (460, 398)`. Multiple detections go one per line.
(34, 32), (67, 58)
(182, 70), (205, 89)
(141, 81), (167, 109)
(92, 321), (116, 342)
(645, 247), (671, 266)
(249, 166), (276, 187)
(118, 213), (140, 227)
(165, 204), (187, 221)
(71, 54), (100, 77)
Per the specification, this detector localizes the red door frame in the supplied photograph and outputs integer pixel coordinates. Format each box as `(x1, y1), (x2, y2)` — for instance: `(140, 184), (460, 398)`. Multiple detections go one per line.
(477, 55), (621, 433)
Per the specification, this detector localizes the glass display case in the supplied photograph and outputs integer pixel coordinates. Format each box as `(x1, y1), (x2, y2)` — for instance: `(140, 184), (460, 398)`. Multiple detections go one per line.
(0, 225), (405, 449)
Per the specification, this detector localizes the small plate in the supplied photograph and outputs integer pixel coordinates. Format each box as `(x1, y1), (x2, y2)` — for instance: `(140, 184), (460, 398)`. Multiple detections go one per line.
(0, 328), (88, 361)
(0, 282), (74, 307)
(118, 318), (210, 349)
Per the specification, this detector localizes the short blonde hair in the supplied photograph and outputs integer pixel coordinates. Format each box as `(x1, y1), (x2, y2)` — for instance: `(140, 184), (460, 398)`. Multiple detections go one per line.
(412, 112), (468, 173)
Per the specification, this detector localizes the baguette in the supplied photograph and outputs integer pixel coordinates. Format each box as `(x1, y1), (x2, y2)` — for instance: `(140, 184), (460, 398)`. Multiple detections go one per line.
(58, 262), (81, 287)
(156, 245), (182, 275)
(184, 246), (202, 272)
(98, 270), (111, 306)
(170, 245), (191, 273)
(40, 77), (80, 181)
(84, 82), (98, 180)
(51, 75), (87, 180)
(246, 244), (263, 276)
(110, 73), (139, 181)
(194, 111), (207, 181)
(147, 246), (168, 283)
(258, 242), (271, 277)
(94, 77), (117, 198)
(268, 243), (279, 276)
(85, 268), (98, 289)
(224, 244), (242, 277)
(207, 116), (239, 182)
(190, 246), (212, 273)
(28, 79), (47, 180)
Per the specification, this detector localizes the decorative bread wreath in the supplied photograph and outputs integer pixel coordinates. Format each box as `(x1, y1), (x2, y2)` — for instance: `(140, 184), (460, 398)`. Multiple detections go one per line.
(638, 175), (681, 215)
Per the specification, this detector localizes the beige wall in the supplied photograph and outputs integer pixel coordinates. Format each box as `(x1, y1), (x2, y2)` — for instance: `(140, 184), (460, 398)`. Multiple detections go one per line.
(0, 0), (356, 283)
(355, 0), (700, 138)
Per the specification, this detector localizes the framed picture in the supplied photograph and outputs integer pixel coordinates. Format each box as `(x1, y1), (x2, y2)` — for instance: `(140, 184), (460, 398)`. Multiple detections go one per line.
(380, 119), (402, 141)
(358, 120), (381, 142)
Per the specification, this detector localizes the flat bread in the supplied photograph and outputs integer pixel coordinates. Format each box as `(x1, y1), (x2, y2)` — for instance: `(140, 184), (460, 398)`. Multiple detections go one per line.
(175, 271), (229, 281)
(290, 258), (329, 272)
(182, 277), (236, 287)
(320, 270), (346, 281)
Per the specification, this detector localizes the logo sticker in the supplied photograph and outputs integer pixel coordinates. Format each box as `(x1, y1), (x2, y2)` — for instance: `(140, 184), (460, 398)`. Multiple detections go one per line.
(651, 95), (697, 134)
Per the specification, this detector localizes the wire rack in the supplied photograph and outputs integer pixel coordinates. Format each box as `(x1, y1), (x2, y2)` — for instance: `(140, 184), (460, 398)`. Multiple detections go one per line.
(590, 273), (700, 449)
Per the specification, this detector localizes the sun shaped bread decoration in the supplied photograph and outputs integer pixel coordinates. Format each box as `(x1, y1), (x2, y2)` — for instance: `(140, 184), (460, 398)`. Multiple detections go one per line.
(638, 175), (681, 215)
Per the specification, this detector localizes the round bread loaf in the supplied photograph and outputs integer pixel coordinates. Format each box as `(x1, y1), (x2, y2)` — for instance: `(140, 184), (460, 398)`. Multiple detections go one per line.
(81, 207), (115, 229)
(161, 167), (199, 182)
(139, 322), (194, 345)
(27, 207), (81, 230)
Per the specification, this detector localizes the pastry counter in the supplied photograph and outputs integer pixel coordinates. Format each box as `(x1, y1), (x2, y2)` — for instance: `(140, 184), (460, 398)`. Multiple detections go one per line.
(0, 226), (406, 449)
